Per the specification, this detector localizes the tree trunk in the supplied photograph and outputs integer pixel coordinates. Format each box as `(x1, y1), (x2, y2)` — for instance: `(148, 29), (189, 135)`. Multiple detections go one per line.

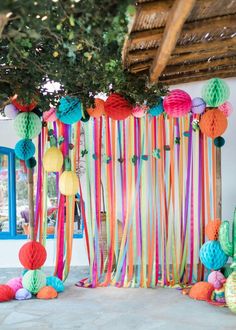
(0, 14), (9, 38)
(27, 168), (35, 241)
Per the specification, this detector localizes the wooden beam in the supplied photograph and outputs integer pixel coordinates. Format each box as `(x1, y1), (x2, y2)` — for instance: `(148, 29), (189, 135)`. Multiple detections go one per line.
(130, 61), (152, 73)
(138, 1), (173, 14)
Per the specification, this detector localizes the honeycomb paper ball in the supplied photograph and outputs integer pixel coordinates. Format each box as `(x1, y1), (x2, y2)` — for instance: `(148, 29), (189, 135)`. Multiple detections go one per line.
(205, 219), (221, 240)
(191, 97), (206, 114)
(219, 101), (233, 117)
(19, 241), (47, 270)
(12, 97), (37, 112)
(202, 78), (230, 107)
(0, 285), (15, 302)
(46, 276), (65, 292)
(199, 241), (228, 270)
(163, 89), (192, 118)
(208, 271), (225, 289)
(15, 139), (35, 161)
(87, 98), (105, 118)
(4, 104), (19, 119)
(148, 99), (164, 117)
(37, 286), (58, 299)
(6, 277), (23, 293)
(104, 93), (133, 120)
(14, 112), (42, 139)
(189, 282), (214, 301)
(22, 270), (46, 294)
(132, 105), (147, 118)
(199, 109), (228, 138)
(15, 288), (32, 300)
(43, 108), (57, 122)
(56, 96), (82, 124)
(225, 271), (236, 314)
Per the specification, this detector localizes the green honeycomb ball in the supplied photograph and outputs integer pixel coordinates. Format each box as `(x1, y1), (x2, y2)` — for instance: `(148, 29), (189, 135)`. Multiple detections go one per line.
(202, 78), (230, 107)
(14, 112), (42, 139)
(22, 270), (46, 295)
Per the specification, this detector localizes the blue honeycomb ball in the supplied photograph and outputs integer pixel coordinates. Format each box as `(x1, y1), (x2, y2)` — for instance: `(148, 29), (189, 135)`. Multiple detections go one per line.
(56, 96), (82, 124)
(200, 240), (228, 270)
(46, 276), (64, 293)
(14, 112), (42, 139)
(15, 139), (35, 160)
(148, 98), (164, 117)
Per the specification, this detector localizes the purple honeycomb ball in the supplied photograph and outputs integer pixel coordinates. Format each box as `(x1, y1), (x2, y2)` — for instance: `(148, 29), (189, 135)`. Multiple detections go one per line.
(191, 97), (206, 114)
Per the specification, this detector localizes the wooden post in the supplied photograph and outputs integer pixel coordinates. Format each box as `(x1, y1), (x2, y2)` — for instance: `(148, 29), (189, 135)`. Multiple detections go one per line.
(27, 168), (35, 241)
(216, 148), (222, 219)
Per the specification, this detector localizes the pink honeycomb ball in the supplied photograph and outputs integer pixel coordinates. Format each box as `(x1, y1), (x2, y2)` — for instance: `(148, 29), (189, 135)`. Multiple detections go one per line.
(163, 89), (192, 118)
(219, 101), (233, 117)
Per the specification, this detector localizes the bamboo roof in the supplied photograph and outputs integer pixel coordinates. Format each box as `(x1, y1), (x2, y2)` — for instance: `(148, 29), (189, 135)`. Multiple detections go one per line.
(123, 0), (236, 85)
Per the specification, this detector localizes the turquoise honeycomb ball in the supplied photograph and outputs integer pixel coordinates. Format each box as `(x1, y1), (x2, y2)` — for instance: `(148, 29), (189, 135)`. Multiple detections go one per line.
(15, 139), (35, 160)
(56, 96), (82, 124)
(200, 240), (228, 270)
(148, 99), (164, 117)
(14, 112), (42, 139)
(46, 276), (64, 293)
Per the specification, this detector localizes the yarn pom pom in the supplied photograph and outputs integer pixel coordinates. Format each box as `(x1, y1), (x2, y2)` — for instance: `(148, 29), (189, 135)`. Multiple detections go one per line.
(214, 136), (225, 148)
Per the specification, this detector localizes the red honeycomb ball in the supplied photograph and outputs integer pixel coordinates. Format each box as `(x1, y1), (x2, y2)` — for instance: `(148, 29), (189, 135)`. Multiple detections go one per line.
(104, 93), (132, 120)
(0, 285), (15, 302)
(19, 241), (47, 270)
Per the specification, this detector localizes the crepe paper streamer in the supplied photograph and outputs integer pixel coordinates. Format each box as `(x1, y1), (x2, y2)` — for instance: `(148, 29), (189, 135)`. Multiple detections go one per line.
(26, 157), (37, 168)
(87, 98), (105, 118)
(15, 288), (32, 300)
(132, 105), (147, 118)
(148, 99), (164, 117)
(4, 103), (19, 119)
(200, 109), (228, 139)
(225, 271), (236, 313)
(46, 276), (64, 292)
(22, 270), (47, 294)
(191, 97), (206, 114)
(19, 241), (47, 270)
(43, 107), (57, 122)
(37, 286), (58, 299)
(208, 271), (225, 289)
(202, 78), (230, 107)
(205, 219), (221, 240)
(6, 277), (23, 293)
(0, 285), (15, 302)
(163, 89), (192, 118)
(15, 139), (35, 160)
(14, 112), (42, 139)
(199, 241), (228, 270)
(189, 282), (214, 301)
(219, 101), (233, 117)
(56, 96), (82, 124)
(104, 93), (132, 120)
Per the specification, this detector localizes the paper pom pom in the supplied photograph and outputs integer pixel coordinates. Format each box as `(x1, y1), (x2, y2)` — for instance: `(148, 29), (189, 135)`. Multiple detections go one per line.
(208, 271), (225, 289)
(4, 104), (19, 119)
(56, 96), (82, 124)
(104, 93), (132, 120)
(214, 136), (225, 148)
(81, 110), (90, 122)
(46, 276), (64, 293)
(219, 101), (233, 117)
(205, 219), (221, 240)
(87, 98), (105, 118)
(132, 105), (147, 118)
(37, 286), (58, 299)
(163, 89), (192, 118)
(26, 157), (37, 169)
(199, 109), (228, 138)
(12, 97), (37, 112)
(15, 139), (35, 161)
(6, 277), (23, 293)
(19, 241), (47, 270)
(191, 97), (206, 114)
(148, 99), (164, 117)
(200, 241), (228, 270)
(43, 108), (57, 122)
(225, 271), (236, 313)
(189, 282), (214, 301)
(14, 112), (42, 139)
(202, 78), (230, 107)
(22, 270), (46, 294)
(221, 265), (233, 279)
(15, 288), (32, 300)
(0, 285), (15, 302)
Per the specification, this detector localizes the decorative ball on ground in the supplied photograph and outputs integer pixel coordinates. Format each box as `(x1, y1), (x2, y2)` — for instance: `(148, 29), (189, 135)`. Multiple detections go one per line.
(43, 108), (57, 122)
(12, 97), (37, 112)
(15, 288), (32, 300)
(199, 109), (228, 138)
(6, 277), (23, 294)
(225, 271), (236, 313)
(214, 136), (225, 148)
(132, 104), (148, 118)
(37, 286), (58, 299)
(15, 139), (35, 161)
(208, 271), (225, 289)
(163, 89), (192, 118)
(26, 157), (37, 169)
(4, 104), (19, 119)
(56, 96), (82, 124)
(81, 109), (90, 122)
(205, 219), (221, 240)
(14, 112), (42, 139)
(202, 78), (230, 107)
(87, 98), (105, 118)
(221, 265), (233, 279)
(43, 147), (63, 172)
(59, 158), (79, 196)
(189, 282), (214, 301)
(211, 286), (226, 304)
(191, 97), (206, 114)
(22, 270), (47, 295)
(0, 285), (15, 302)
(200, 240), (228, 270)
(46, 276), (64, 293)
(19, 241), (47, 270)
(148, 99), (164, 117)
(104, 93), (133, 120)
(219, 101), (233, 117)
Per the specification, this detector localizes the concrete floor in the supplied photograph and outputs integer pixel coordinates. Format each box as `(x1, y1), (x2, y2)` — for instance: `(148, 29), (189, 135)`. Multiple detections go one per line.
(0, 267), (235, 330)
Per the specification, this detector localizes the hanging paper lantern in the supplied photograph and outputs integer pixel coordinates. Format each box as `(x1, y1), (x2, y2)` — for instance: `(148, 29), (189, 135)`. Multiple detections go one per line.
(4, 104), (19, 119)
(132, 104), (148, 118)
(219, 101), (233, 117)
(56, 96), (82, 124)
(14, 112), (42, 139)
(43, 136), (63, 172)
(163, 89), (192, 118)
(15, 139), (35, 161)
(214, 136), (225, 148)
(225, 271), (236, 313)
(81, 109), (90, 122)
(191, 97), (206, 114)
(199, 109), (228, 138)
(19, 241), (47, 270)
(87, 98), (105, 118)
(0, 285), (15, 302)
(148, 99), (164, 117)
(208, 271), (225, 289)
(43, 107), (57, 122)
(22, 270), (46, 294)
(205, 219), (221, 240)
(104, 93), (133, 120)
(200, 241), (228, 270)
(37, 286), (58, 299)
(46, 276), (64, 293)
(59, 158), (79, 196)
(189, 282), (214, 301)
(26, 157), (37, 169)
(202, 78), (230, 107)
(15, 288), (32, 300)
(12, 97), (37, 112)
(6, 277), (23, 294)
